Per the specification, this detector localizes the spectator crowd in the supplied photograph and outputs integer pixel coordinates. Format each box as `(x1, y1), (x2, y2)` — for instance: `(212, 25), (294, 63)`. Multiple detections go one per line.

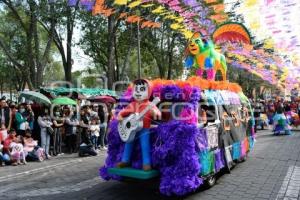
(0, 96), (113, 167)
(252, 97), (300, 134)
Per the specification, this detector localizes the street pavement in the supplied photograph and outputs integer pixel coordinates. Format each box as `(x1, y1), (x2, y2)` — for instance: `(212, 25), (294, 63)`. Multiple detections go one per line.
(1, 129), (300, 200)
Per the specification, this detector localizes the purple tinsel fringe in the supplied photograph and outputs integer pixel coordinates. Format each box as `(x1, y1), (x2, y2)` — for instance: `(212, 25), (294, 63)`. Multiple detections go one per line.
(100, 120), (204, 196)
(152, 121), (203, 196)
(214, 149), (225, 172)
(195, 128), (208, 151)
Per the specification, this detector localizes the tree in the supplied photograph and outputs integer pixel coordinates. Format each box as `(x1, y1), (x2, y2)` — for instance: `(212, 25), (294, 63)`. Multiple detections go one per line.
(141, 22), (186, 79)
(38, 0), (80, 83)
(78, 7), (133, 88)
(78, 7), (186, 85)
(0, 0), (56, 89)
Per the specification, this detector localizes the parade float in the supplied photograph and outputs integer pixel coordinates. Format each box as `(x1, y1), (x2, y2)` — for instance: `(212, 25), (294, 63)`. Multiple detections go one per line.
(99, 32), (255, 196)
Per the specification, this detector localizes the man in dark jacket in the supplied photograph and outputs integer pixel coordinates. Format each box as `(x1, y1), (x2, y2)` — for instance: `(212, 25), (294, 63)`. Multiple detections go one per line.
(0, 97), (11, 130)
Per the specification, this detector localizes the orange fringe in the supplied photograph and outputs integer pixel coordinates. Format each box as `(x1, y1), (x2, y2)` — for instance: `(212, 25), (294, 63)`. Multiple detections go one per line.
(149, 76), (243, 93)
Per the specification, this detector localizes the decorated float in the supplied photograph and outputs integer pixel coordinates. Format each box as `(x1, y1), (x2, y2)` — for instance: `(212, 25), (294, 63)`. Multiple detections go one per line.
(99, 31), (255, 196)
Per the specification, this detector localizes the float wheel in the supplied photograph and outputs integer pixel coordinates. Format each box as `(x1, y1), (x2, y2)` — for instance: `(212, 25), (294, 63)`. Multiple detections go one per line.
(205, 175), (216, 188)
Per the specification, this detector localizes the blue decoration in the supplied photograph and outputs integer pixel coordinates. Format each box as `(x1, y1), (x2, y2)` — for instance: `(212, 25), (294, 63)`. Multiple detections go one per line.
(185, 56), (194, 69)
(204, 57), (213, 69)
(199, 150), (214, 176)
(249, 136), (254, 149)
(68, 0), (77, 6)
(232, 142), (241, 160)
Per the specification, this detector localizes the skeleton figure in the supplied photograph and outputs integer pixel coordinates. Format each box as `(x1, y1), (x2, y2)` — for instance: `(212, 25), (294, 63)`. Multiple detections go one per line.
(116, 79), (161, 171)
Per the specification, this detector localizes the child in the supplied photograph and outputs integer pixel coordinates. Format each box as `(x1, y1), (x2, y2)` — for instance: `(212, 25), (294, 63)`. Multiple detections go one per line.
(90, 118), (100, 150)
(10, 135), (26, 165)
(1, 129), (17, 166)
(24, 130), (45, 162)
(0, 123), (8, 141)
(0, 135), (4, 166)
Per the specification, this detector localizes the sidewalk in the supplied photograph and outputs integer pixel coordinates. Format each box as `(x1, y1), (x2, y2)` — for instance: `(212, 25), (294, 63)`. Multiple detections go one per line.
(0, 151), (106, 182)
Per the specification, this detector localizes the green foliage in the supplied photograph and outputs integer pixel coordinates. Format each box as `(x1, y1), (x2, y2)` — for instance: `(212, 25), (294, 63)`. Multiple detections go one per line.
(72, 68), (101, 88)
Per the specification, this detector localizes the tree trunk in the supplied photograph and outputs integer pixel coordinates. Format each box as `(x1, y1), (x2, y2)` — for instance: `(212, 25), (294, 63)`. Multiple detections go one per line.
(64, 7), (73, 83)
(167, 34), (176, 80)
(0, 81), (3, 96)
(114, 35), (120, 81)
(29, 1), (42, 87)
(26, 25), (36, 88)
(40, 11), (56, 86)
(107, 17), (116, 89)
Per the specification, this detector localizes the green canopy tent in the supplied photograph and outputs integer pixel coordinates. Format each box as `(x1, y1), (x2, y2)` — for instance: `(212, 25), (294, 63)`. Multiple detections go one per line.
(40, 87), (117, 99)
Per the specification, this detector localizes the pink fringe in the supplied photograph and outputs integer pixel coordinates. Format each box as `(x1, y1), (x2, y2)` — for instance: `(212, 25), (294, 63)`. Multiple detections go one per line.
(206, 69), (216, 80)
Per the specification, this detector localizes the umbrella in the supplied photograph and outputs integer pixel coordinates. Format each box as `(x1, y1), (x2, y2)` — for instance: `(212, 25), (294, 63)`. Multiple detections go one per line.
(19, 91), (51, 105)
(52, 97), (77, 105)
(88, 95), (116, 104)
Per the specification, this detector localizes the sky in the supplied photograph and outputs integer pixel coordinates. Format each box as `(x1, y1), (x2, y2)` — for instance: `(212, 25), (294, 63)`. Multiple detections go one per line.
(71, 27), (94, 72)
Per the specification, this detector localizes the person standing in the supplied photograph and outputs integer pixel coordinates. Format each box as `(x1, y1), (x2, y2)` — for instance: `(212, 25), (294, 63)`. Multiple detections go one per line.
(64, 109), (79, 153)
(38, 108), (53, 159)
(52, 108), (64, 156)
(80, 106), (91, 145)
(23, 103), (35, 131)
(15, 104), (29, 136)
(0, 97), (11, 131)
(98, 105), (108, 150)
(90, 118), (100, 149)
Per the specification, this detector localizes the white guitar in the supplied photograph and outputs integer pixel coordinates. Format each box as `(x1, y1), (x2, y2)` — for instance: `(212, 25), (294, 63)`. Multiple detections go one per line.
(118, 97), (161, 143)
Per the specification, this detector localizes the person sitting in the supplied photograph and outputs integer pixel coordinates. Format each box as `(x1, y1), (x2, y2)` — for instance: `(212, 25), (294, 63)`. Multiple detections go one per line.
(273, 106), (292, 135)
(23, 130), (45, 162)
(0, 127), (5, 166)
(10, 135), (26, 165)
(1, 129), (17, 165)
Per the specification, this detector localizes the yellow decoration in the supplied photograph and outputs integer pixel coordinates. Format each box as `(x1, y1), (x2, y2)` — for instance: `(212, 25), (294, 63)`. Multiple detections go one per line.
(170, 23), (183, 30)
(250, 22), (260, 30)
(235, 55), (246, 62)
(263, 39), (275, 49)
(128, 0), (142, 8)
(245, 0), (258, 7)
(114, 0), (128, 5)
(141, 4), (154, 8)
(181, 30), (193, 39)
(270, 65), (277, 71)
(152, 6), (165, 14)
(164, 14), (179, 20)
(175, 17), (184, 23)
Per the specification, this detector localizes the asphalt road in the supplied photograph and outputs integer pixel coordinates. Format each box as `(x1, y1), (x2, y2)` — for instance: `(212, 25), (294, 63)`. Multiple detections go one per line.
(1, 129), (300, 200)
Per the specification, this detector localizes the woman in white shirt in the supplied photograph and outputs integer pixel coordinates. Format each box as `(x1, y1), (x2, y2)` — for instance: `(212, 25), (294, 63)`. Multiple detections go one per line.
(38, 108), (53, 159)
